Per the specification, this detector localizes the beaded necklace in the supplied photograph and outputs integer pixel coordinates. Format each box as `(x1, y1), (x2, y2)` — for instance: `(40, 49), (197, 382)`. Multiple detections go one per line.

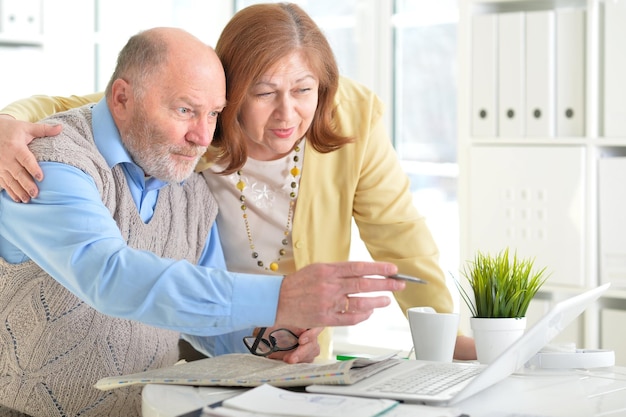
(235, 140), (303, 272)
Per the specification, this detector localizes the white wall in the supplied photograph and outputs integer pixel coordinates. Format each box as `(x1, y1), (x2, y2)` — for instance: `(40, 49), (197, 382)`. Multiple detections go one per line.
(0, 0), (233, 106)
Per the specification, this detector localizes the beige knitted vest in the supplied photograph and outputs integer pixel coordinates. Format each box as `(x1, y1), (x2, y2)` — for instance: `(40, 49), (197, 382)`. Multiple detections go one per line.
(0, 105), (217, 417)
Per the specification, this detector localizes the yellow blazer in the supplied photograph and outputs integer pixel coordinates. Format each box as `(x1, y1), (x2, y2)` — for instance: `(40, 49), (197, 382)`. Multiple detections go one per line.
(293, 78), (453, 357)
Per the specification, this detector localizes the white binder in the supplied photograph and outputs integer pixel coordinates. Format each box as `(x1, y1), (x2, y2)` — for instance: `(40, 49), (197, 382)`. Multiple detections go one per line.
(525, 10), (555, 138)
(498, 12), (525, 137)
(604, 0), (626, 137)
(556, 8), (586, 137)
(471, 14), (498, 138)
(599, 157), (626, 287)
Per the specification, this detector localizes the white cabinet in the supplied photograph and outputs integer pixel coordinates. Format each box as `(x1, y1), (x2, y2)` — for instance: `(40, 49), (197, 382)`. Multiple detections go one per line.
(0, 0), (43, 105)
(0, 0), (42, 45)
(603, 0), (626, 137)
(467, 146), (587, 287)
(0, 0), (94, 105)
(0, 0), (233, 104)
(458, 0), (626, 364)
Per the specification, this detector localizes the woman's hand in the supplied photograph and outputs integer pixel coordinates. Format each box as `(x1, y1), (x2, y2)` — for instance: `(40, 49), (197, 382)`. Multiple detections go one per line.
(453, 334), (477, 361)
(0, 115), (61, 202)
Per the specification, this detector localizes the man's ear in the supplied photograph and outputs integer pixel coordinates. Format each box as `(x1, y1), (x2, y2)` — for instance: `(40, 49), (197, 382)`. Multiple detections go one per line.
(109, 78), (132, 122)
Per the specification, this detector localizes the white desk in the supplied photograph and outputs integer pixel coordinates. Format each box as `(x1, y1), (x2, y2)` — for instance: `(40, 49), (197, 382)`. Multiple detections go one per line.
(142, 365), (626, 417)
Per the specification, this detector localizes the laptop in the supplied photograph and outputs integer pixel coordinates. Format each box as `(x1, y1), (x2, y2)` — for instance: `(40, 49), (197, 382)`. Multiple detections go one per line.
(306, 283), (610, 405)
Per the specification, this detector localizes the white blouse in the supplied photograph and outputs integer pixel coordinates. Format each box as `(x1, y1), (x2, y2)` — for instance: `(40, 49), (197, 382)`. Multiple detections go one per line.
(202, 142), (305, 275)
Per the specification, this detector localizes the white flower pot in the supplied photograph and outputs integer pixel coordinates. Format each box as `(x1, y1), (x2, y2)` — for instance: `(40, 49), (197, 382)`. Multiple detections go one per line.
(470, 316), (527, 364)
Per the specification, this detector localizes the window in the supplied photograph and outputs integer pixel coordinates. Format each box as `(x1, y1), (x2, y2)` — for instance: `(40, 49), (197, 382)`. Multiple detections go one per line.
(394, 1), (458, 163)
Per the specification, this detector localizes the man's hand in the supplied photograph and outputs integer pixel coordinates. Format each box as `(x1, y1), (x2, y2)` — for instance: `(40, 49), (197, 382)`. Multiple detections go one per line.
(275, 261), (405, 329)
(267, 327), (323, 364)
(0, 115), (61, 202)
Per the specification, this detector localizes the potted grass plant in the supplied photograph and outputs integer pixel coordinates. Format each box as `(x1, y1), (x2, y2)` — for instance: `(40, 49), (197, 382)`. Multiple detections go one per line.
(457, 248), (549, 363)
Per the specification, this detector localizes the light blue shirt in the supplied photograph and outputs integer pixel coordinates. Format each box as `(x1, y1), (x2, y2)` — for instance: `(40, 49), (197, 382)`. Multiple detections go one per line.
(0, 100), (281, 355)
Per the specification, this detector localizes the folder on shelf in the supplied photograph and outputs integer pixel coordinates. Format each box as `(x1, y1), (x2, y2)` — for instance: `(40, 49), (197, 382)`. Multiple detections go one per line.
(598, 157), (626, 288)
(604, 0), (626, 137)
(498, 11), (525, 137)
(556, 8), (586, 137)
(471, 13), (498, 138)
(525, 10), (555, 138)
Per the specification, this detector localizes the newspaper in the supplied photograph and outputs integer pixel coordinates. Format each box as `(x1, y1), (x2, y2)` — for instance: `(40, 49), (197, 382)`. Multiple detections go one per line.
(94, 353), (400, 391)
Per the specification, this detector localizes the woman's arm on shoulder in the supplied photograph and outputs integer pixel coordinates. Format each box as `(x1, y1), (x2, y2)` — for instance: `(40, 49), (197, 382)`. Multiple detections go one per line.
(0, 92), (103, 202)
(2, 92), (103, 122)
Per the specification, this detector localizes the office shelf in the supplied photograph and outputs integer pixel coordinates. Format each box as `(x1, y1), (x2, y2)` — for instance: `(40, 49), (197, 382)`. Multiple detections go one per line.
(458, 0), (626, 365)
(0, 34), (43, 46)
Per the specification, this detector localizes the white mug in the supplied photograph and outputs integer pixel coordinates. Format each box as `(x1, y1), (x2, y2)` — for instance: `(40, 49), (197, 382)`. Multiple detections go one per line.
(407, 306), (459, 362)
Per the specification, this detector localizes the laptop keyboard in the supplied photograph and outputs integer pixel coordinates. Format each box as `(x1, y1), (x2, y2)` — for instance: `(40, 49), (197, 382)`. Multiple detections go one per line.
(367, 363), (483, 395)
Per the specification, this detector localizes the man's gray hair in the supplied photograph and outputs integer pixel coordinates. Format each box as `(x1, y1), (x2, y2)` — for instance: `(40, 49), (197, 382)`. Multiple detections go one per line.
(104, 29), (170, 99)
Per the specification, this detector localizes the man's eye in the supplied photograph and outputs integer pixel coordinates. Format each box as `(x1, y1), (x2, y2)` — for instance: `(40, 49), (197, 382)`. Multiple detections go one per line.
(178, 107), (191, 114)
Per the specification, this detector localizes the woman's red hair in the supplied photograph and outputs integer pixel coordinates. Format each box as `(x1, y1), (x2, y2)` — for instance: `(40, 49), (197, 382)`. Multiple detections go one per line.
(211, 2), (352, 174)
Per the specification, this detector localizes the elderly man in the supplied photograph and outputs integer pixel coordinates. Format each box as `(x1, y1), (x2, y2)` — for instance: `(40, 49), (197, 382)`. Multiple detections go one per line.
(0, 27), (403, 416)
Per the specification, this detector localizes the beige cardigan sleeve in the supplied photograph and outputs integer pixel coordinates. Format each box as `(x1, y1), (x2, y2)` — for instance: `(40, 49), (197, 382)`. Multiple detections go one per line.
(1, 93), (104, 121)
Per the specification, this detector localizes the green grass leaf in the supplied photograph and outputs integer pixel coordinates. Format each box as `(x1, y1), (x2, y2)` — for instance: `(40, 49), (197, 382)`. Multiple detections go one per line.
(454, 248), (550, 318)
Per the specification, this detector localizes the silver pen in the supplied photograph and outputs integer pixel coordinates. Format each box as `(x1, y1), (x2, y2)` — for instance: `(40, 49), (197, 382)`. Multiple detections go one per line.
(387, 274), (428, 284)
